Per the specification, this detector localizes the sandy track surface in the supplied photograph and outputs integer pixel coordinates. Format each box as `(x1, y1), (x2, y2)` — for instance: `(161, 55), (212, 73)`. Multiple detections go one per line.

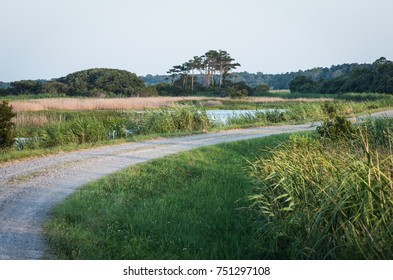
(1, 110), (393, 260)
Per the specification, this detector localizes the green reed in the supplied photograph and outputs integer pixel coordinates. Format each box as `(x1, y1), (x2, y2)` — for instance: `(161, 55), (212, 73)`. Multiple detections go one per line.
(248, 118), (393, 259)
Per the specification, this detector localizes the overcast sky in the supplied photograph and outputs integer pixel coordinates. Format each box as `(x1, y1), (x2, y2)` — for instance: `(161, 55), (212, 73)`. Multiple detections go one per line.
(1, 0), (392, 82)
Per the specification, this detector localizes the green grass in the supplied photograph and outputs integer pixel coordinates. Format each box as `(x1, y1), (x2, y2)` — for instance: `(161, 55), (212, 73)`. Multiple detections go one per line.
(44, 133), (293, 260)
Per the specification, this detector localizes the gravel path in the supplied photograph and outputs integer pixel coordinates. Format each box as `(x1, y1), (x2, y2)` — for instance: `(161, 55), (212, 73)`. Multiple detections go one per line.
(1, 110), (393, 260)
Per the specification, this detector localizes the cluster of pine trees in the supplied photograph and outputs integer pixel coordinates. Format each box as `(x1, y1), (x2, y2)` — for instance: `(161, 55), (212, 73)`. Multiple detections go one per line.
(166, 49), (240, 91)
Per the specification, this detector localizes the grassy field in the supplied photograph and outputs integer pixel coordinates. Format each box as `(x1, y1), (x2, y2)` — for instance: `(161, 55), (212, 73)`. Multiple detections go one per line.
(44, 115), (393, 259)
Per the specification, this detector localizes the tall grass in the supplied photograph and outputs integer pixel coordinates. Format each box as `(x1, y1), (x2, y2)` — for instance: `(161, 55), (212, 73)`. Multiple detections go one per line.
(248, 117), (393, 259)
(15, 117), (109, 149)
(13, 107), (211, 150)
(137, 107), (210, 134)
(226, 110), (287, 126)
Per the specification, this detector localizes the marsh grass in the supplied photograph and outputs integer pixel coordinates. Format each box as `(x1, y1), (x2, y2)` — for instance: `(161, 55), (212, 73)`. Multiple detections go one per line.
(138, 107), (210, 134)
(248, 118), (393, 259)
(15, 115), (121, 149)
(226, 110), (287, 126)
(12, 107), (210, 151)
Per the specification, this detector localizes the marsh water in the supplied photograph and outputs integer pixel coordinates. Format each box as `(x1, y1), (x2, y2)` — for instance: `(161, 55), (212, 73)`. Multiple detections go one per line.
(206, 109), (285, 124)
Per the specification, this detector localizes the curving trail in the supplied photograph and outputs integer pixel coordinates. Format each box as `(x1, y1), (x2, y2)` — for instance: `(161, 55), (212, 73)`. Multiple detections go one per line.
(1, 110), (393, 259)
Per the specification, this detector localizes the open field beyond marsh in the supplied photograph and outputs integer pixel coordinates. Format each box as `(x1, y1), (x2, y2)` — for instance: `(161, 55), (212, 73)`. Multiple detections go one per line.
(10, 97), (207, 112)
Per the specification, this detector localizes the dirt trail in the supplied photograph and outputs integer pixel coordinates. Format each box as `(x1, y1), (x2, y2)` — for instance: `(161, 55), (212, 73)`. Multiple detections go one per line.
(1, 110), (393, 259)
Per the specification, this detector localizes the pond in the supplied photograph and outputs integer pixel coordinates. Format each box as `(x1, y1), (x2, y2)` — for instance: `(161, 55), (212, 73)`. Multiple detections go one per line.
(205, 109), (286, 124)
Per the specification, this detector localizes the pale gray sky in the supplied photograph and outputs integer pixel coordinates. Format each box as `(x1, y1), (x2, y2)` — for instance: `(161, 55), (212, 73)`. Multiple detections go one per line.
(1, 0), (392, 82)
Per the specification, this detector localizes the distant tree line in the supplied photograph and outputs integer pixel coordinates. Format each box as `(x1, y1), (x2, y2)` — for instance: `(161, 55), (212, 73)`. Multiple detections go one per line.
(229, 65), (357, 89)
(289, 57), (393, 94)
(143, 62), (369, 90)
(144, 57), (393, 95)
(2, 57), (392, 97)
(0, 68), (158, 97)
(0, 82), (10, 89)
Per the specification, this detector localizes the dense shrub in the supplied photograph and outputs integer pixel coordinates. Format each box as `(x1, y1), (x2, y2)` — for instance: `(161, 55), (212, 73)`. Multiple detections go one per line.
(0, 101), (17, 149)
(225, 86), (248, 99)
(316, 102), (355, 140)
(57, 68), (146, 97)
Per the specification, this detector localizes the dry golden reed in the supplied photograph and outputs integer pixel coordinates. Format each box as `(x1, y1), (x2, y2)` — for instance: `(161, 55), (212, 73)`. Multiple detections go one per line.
(10, 97), (206, 112)
(10, 96), (332, 112)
